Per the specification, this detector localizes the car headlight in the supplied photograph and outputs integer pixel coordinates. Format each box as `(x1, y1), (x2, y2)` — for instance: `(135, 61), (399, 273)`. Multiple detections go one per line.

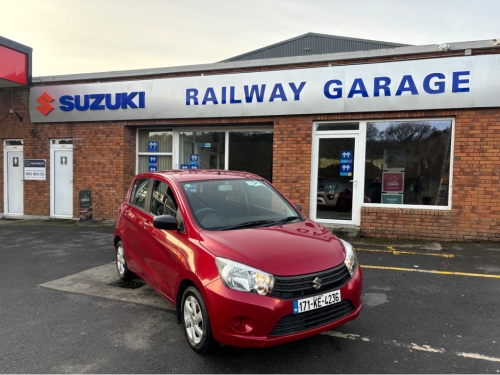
(215, 257), (275, 296)
(340, 238), (358, 276)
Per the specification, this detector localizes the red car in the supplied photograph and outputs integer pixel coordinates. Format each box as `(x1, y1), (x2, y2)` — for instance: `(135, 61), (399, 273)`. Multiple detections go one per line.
(114, 170), (362, 353)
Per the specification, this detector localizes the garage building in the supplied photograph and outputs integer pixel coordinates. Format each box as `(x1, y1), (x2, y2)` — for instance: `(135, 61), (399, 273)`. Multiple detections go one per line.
(1, 34), (500, 241)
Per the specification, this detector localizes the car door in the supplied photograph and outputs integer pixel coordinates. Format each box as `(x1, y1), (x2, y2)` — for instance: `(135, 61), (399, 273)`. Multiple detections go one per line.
(121, 178), (151, 278)
(142, 178), (183, 301)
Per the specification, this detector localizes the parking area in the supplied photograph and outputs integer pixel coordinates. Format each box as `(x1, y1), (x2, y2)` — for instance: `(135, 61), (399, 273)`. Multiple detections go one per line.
(1, 219), (499, 373)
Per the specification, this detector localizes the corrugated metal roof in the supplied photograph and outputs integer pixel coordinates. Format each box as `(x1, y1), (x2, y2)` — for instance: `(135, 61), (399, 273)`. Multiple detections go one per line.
(32, 39), (493, 83)
(220, 32), (410, 62)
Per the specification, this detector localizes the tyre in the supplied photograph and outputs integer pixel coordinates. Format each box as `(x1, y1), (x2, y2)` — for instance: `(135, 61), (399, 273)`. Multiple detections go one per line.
(115, 240), (133, 280)
(181, 286), (215, 353)
(336, 198), (352, 212)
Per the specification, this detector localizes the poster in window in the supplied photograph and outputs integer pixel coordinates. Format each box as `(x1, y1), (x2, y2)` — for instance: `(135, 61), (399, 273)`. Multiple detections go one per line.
(382, 172), (404, 193)
(383, 150), (406, 171)
(381, 194), (403, 204)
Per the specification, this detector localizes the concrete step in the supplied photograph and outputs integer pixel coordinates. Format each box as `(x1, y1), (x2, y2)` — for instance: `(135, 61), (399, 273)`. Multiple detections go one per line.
(321, 224), (360, 239)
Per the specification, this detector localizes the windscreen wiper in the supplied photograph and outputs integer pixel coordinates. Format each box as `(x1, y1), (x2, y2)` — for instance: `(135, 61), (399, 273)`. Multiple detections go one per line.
(275, 216), (300, 225)
(220, 220), (276, 231)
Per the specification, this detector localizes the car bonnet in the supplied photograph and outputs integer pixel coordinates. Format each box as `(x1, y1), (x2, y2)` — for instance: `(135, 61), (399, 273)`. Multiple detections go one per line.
(198, 220), (346, 276)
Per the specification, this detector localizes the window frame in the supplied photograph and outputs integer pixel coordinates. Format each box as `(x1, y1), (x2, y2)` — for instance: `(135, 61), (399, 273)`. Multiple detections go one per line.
(312, 117), (455, 212)
(136, 128), (174, 174)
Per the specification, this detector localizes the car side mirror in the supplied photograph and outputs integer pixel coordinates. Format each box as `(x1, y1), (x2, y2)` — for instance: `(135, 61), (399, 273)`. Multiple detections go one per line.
(295, 203), (303, 211)
(153, 215), (178, 230)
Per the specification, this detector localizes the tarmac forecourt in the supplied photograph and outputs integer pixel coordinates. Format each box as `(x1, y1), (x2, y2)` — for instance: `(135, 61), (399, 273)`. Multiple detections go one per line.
(38, 239), (500, 365)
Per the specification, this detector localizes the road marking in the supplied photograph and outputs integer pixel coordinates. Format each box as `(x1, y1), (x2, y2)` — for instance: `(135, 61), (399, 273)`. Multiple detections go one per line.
(322, 331), (500, 363)
(362, 265), (500, 279)
(355, 248), (454, 258)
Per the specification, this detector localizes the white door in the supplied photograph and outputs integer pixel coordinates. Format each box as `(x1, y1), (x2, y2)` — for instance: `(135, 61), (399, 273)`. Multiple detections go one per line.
(4, 143), (24, 216)
(51, 140), (73, 218)
(311, 134), (362, 225)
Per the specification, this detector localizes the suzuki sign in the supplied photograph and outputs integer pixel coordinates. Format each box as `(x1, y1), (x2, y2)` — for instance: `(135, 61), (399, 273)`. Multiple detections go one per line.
(29, 55), (500, 123)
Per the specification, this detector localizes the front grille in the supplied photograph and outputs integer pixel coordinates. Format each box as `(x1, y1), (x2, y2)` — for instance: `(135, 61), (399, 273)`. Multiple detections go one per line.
(269, 300), (354, 336)
(272, 263), (350, 299)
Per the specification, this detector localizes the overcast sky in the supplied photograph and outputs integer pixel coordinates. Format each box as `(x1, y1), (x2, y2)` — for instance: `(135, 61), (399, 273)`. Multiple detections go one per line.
(2, 0), (500, 77)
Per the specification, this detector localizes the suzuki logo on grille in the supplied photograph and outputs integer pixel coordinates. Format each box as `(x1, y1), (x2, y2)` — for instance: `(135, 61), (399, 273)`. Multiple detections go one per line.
(312, 277), (322, 290)
(36, 92), (55, 116)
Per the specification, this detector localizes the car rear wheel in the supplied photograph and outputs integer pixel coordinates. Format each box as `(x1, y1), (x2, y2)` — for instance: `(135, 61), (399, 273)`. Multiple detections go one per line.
(181, 286), (215, 353)
(115, 240), (133, 280)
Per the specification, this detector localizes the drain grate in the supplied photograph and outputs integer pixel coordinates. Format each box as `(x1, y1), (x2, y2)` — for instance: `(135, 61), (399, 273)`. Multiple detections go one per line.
(107, 280), (146, 289)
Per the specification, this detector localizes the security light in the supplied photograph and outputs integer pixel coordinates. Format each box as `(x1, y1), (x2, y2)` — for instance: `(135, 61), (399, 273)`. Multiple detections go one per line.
(437, 43), (451, 51)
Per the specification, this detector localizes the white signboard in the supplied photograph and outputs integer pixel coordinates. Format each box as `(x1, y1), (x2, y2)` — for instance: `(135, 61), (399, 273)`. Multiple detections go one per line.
(29, 55), (500, 123)
(24, 159), (46, 180)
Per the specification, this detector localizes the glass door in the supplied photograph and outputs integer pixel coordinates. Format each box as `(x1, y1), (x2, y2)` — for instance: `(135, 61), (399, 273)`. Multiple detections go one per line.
(311, 134), (361, 225)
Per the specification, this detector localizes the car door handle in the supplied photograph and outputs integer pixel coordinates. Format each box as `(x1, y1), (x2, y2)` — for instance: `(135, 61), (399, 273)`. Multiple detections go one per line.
(143, 220), (151, 229)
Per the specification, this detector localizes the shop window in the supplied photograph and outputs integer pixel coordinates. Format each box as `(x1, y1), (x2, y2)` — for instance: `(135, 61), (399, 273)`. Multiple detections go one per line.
(138, 155), (173, 172)
(229, 131), (273, 182)
(137, 129), (173, 173)
(364, 120), (452, 206)
(176, 129), (273, 181)
(179, 131), (225, 170)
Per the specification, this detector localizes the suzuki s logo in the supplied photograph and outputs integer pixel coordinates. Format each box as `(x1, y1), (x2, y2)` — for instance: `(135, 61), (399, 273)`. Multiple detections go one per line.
(36, 92), (55, 116)
(312, 277), (322, 290)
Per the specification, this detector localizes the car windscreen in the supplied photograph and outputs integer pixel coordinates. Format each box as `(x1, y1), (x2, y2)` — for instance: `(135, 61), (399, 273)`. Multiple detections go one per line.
(180, 179), (301, 230)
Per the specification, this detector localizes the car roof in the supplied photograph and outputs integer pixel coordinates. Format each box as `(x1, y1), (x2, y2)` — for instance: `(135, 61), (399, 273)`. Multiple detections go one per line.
(135, 169), (263, 183)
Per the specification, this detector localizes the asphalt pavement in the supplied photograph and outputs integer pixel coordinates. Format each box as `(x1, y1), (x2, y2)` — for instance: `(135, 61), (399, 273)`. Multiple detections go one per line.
(0, 219), (499, 373)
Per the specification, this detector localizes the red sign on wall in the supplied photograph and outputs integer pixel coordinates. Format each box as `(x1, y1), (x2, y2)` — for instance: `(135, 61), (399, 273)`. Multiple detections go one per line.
(0, 44), (27, 85)
(382, 172), (404, 193)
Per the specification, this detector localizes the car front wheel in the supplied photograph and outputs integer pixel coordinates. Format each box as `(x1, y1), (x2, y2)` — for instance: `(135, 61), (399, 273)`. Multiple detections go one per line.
(181, 286), (215, 353)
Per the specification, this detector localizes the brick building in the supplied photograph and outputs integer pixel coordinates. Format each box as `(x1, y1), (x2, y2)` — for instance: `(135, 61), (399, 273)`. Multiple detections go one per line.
(1, 35), (500, 241)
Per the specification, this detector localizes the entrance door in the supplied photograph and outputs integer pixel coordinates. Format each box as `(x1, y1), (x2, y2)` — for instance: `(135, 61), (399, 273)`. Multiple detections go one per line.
(4, 141), (24, 216)
(311, 135), (361, 225)
(51, 140), (73, 218)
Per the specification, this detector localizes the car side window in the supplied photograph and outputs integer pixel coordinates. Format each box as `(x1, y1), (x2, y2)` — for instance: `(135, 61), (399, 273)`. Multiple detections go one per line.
(164, 189), (178, 217)
(150, 180), (185, 232)
(130, 179), (150, 210)
(150, 180), (169, 216)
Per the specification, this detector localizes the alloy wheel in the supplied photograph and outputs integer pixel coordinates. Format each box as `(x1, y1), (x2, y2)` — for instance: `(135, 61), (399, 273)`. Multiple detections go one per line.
(116, 244), (126, 276)
(183, 295), (204, 345)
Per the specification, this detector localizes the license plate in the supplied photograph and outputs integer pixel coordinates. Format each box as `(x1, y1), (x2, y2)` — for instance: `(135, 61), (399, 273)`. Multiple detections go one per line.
(293, 290), (341, 314)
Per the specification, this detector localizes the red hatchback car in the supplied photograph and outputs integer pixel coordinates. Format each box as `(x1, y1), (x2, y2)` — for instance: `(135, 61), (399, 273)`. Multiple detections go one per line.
(114, 170), (362, 353)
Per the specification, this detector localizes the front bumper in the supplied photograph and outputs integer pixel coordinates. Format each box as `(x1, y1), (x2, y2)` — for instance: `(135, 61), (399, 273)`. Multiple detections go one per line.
(204, 266), (363, 348)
